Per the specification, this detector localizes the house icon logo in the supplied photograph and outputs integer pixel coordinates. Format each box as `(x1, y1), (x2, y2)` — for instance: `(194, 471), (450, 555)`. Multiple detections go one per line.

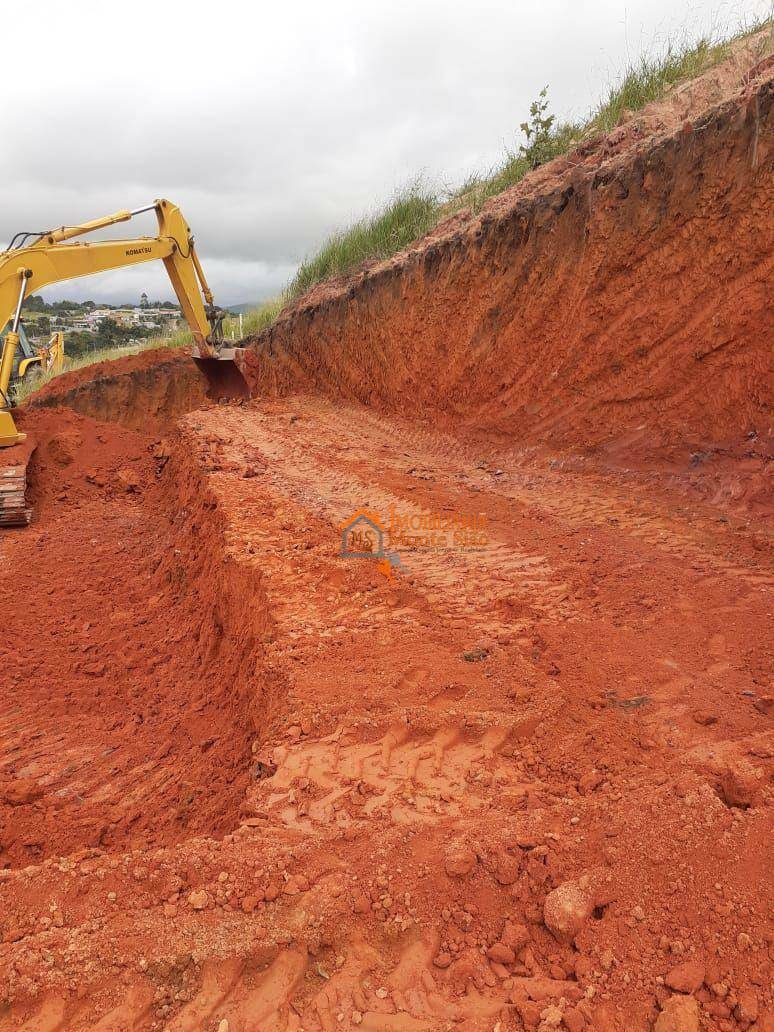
(340, 509), (385, 559)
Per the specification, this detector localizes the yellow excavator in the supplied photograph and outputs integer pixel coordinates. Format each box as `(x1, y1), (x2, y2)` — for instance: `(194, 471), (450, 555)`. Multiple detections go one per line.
(1, 323), (65, 387)
(0, 198), (246, 525)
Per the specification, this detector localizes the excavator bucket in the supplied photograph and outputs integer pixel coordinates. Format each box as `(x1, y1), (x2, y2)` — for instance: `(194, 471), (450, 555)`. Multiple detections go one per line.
(193, 348), (251, 402)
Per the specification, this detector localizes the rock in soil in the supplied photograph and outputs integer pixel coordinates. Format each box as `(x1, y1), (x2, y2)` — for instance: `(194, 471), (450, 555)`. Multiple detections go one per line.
(654, 995), (700, 1032)
(543, 880), (594, 944)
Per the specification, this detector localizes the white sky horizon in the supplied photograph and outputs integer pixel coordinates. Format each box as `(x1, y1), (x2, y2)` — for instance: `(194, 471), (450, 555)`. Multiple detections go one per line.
(3, 0), (768, 308)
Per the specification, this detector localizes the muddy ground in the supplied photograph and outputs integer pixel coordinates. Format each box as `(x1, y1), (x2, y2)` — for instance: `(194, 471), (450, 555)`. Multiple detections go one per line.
(0, 386), (770, 1031)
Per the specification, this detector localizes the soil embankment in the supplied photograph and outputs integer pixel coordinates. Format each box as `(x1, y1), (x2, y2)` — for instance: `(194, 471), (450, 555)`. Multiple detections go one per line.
(0, 405), (276, 867)
(28, 348), (207, 433)
(240, 43), (773, 479)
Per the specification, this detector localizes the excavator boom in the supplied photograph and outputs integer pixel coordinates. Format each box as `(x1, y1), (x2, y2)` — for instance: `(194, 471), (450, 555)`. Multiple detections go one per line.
(0, 198), (246, 524)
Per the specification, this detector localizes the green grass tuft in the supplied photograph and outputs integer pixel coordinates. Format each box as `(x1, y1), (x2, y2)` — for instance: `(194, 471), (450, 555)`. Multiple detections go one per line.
(458, 20), (771, 212)
(587, 37), (726, 135)
(288, 181), (440, 299)
(230, 297), (289, 336)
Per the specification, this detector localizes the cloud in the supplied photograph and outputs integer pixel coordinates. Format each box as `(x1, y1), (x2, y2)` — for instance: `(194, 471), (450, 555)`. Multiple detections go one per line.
(38, 258), (296, 308)
(3, 0), (767, 306)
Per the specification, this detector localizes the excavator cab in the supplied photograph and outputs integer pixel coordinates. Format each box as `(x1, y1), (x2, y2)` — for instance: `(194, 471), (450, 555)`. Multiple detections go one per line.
(0, 321), (64, 389)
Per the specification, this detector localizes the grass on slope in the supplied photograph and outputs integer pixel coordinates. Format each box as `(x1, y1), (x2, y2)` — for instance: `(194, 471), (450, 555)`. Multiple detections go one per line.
(17, 18), (771, 395)
(290, 182), (440, 297)
(255, 17), (771, 322)
(453, 21), (772, 209)
(293, 17), (771, 286)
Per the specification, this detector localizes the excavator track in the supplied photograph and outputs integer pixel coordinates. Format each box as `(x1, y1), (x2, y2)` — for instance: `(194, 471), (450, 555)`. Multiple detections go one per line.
(0, 437), (34, 526)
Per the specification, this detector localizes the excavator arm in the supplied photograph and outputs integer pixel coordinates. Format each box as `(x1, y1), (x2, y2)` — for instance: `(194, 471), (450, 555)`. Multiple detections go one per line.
(0, 198), (244, 448)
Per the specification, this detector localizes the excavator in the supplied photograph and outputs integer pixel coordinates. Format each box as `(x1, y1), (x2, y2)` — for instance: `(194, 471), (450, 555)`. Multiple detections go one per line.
(0, 198), (246, 526)
(1, 323), (65, 386)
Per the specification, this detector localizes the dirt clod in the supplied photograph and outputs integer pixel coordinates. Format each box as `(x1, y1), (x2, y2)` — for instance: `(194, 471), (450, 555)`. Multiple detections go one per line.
(486, 942), (515, 964)
(444, 843), (477, 877)
(543, 881), (594, 944)
(737, 988), (760, 1024)
(188, 890), (210, 910)
(718, 762), (762, 808)
(1, 778), (44, 806)
(654, 994), (700, 1032)
(664, 960), (705, 993)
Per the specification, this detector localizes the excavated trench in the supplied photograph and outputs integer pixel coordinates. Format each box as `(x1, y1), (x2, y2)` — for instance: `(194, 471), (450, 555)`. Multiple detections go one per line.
(27, 348), (208, 433)
(4, 47), (771, 865)
(239, 47), (773, 485)
(2, 353), (772, 1030)
(0, 371), (278, 867)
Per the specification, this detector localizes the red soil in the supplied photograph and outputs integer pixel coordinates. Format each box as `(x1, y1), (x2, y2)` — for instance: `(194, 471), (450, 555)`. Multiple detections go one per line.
(0, 31), (771, 1032)
(0, 388), (771, 1030)
(240, 38), (774, 492)
(29, 348), (207, 433)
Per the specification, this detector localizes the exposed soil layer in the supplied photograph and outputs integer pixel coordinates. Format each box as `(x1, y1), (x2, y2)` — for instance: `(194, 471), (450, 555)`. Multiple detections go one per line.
(239, 39), (773, 477)
(0, 405), (273, 867)
(28, 349), (207, 433)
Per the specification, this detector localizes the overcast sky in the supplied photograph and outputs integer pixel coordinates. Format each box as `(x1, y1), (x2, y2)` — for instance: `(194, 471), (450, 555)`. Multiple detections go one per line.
(2, 0), (767, 307)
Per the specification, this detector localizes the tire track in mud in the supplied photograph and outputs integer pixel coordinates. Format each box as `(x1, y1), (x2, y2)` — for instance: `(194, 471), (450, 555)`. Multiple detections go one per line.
(181, 398), (773, 765)
(186, 399), (773, 731)
(185, 405), (577, 639)
(195, 398), (774, 747)
(302, 401), (773, 596)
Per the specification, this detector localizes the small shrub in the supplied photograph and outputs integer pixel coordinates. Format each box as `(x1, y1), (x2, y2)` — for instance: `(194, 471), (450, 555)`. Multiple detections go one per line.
(520, 86), (556, 168)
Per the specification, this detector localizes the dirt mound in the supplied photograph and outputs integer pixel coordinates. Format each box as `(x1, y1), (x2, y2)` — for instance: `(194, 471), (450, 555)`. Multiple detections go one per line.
(238, 35), (773, 487)
(27, 347), (208, 432)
